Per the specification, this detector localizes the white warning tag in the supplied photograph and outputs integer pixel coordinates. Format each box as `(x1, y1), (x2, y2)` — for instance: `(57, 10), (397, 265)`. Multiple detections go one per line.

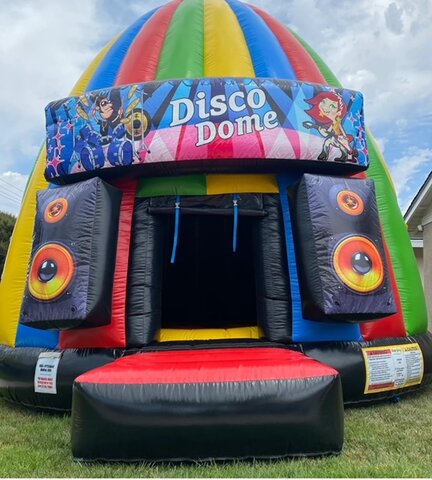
(34, 352), (62, 394)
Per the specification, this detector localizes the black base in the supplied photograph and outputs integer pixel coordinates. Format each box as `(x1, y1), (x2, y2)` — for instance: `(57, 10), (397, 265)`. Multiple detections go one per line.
(0, 332), (431, 411)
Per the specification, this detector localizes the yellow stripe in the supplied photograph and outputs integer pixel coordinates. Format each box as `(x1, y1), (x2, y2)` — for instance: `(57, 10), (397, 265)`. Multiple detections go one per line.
(207, 174), (279, 194)
(0, 34), (120, 346)
(203, 1), (277, 197)
(157, 327), (262, 342)
(204, 0), (254, 76)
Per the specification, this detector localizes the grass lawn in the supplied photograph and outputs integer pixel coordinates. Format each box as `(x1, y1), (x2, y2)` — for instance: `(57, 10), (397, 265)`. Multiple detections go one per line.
(0, 385), (431, 478)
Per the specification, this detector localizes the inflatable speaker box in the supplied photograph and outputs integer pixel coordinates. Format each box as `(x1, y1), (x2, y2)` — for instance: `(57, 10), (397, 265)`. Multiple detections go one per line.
(292, 174), (396, 322)
(20, 178), (122, 330)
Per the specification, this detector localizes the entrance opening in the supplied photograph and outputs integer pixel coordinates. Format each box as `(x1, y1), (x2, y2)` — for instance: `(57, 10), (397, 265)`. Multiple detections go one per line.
(160, 213), (257, 329)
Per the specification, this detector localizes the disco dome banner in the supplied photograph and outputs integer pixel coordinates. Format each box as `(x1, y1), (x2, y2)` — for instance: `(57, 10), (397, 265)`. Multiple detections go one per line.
(45, 78), (368, 182)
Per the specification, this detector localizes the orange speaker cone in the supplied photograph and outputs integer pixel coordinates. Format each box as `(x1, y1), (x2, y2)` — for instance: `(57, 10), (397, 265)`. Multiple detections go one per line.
(44, 198), (68, 223)
(28, 243), (74, 301)
(336, 190), (364, 216)
(333, 236), (384, 293)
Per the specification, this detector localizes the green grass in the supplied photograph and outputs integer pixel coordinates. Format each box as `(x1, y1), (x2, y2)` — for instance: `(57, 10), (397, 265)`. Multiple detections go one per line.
(0, 385), (431, 478)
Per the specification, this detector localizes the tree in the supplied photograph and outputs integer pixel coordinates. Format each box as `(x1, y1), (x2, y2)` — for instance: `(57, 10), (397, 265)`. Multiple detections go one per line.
(0, 211), (16, 278)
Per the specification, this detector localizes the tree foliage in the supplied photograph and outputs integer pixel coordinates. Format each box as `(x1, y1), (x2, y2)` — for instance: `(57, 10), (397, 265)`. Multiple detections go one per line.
(0, 211), (16, 277)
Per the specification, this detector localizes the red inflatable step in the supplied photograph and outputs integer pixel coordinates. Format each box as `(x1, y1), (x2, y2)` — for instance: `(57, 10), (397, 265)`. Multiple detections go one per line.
(72, 347), (344, 461)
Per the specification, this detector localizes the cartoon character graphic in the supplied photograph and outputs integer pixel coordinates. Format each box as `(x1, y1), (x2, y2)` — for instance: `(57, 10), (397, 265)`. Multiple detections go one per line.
(303, 91), (358, 163)
(92, 86), (151, 155)
(70, 88), (151, 172)
(91, 90), (124, 140)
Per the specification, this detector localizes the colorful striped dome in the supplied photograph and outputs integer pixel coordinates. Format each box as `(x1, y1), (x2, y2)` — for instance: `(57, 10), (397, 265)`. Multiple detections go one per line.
(0, 0), (426, 353)
(84, 0), (327, 89)
(65, 0), (347, 136)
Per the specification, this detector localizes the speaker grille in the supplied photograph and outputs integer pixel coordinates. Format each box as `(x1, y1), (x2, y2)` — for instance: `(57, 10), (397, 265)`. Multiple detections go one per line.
(43, 198), (69, 223)
(332, 235), (384, 293)
(28, 243), (75, 301)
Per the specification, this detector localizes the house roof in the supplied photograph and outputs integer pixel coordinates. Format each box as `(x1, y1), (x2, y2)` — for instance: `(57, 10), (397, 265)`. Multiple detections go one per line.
(404, 170), (432, 241)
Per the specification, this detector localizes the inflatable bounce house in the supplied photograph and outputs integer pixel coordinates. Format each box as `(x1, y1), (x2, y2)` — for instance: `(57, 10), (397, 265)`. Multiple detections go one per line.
(0, 0), (431, 462)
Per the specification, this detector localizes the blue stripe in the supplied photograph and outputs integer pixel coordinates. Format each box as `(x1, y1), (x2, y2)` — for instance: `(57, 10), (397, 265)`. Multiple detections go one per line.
(226, 0), (296, 78)
(16, 324), (59, 349)
(278, 175), (362, 342)
(86, 7), (159, 92)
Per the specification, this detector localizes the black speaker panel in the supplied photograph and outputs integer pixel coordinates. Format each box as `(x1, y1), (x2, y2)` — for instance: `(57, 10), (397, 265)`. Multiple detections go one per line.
(292, 174), (396, 322)
(20, 177), (122, 330)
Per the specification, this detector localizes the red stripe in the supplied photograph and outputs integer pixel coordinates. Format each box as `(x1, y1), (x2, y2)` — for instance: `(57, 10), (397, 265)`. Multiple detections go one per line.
(206, 124), (235, 160)
(76, 348), (338, 384)
(249, 4), (326, 83)
(360, 238), (406, 340)
(255, 126), (265, 158)
(60, 180), (137, 349)
(350, 172), (406, 339)
(115, 0), (181, 84)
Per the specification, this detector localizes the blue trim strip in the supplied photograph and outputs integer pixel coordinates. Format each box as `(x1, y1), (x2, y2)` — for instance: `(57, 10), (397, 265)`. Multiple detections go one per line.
(170, 195), (181, 264)
(233, 194), (239, 252)
(277, 174), (362, 342)
(15, 324), (59, 349)
(226, 0), (296, 78)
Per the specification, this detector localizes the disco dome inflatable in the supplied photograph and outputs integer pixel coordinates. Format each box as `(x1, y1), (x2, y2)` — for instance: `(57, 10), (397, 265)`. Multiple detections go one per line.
(0, 0), (431, 462)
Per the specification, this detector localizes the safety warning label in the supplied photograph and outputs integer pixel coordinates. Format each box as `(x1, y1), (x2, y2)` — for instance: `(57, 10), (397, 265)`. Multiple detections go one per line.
(362, 343), (423, 394)
(34, 352), (62, 394)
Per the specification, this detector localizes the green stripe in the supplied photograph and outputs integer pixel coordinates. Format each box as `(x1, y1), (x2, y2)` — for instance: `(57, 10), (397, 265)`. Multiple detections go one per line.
(156, 0), (204, 80)
(137, 175), (207, 197)
(139, 0), (206, 196)
(292, 30), (427, 334)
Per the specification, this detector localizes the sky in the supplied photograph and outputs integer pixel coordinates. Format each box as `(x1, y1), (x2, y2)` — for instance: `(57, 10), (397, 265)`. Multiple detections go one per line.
(0, 0), (430, 215)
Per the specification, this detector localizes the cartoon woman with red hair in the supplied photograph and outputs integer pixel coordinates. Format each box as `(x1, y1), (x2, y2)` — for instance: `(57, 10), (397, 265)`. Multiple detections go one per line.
(303, 91), (358, 163)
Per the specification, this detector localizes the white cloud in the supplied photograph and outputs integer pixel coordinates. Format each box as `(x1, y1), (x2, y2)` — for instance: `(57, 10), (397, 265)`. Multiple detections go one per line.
(0, 171), (28, 216)
(389, 147), (432, 212)
(343, 69), (377, 92)
(374, 137), (388, 153)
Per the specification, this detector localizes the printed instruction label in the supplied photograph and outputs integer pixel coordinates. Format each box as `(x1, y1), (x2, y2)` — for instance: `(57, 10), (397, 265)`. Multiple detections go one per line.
(34, 352), (62, 394)
(362, 343), (423, 394)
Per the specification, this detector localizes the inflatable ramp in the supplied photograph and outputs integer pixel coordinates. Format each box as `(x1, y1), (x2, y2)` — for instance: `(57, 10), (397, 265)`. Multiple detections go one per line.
(72, 347), (343, 461)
